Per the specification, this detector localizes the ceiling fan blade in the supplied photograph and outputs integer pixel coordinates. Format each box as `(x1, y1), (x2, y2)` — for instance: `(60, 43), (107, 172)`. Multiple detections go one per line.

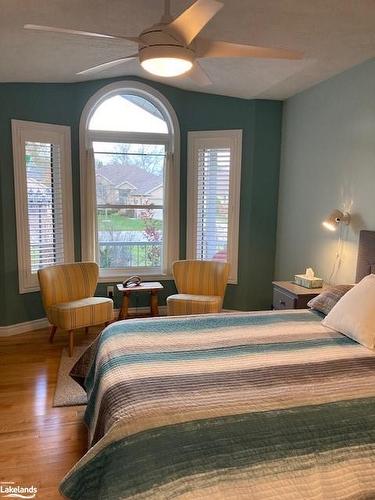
(188, 62), (212, 86)
(196, 38), (303, 60)
(24, 24), (140, 44)
(167, 0), (223, 46)
(76, 56), (138, 76)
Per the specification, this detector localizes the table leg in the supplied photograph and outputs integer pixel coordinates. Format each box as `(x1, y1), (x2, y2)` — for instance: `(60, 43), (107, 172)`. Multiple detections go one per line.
(118, 292), (130, 320)
(150, 290), (159, 316)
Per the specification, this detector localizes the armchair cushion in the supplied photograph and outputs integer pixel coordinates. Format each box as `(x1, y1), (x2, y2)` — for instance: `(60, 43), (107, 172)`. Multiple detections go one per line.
(48, 297), (113, 330)
(167, 294), (222, 316)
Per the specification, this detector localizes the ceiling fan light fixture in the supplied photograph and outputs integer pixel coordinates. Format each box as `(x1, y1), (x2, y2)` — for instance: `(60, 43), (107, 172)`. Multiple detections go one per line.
(139, 45), (194, 77)
(141, 57), (193, 77)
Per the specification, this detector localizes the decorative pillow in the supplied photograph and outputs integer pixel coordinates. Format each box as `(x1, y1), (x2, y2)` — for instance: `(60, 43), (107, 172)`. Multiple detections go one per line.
(322, 274), (375, 349)
(307, 284), (353, 315)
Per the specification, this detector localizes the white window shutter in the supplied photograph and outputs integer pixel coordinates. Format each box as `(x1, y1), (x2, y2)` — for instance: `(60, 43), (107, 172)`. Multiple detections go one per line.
(25, 141), (65, 272)
(12, 120), (74, 293)
(195, 146), (231, 261)
(187, 130), (242, 283)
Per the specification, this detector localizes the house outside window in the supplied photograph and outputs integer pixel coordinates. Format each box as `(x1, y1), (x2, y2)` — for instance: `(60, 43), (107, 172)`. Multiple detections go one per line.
(80, 81), (180, 280)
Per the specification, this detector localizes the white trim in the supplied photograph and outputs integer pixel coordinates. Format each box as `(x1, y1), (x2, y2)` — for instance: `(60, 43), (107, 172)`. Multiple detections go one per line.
(98, 270), (173, 283)
(187, 129), (242, 284)
(12, 119), (74, 293)
(79, 80), (180, 277)
(0, 317), (51, 336)
(0, 306), (168, 337)
(89, 130), (169, 144)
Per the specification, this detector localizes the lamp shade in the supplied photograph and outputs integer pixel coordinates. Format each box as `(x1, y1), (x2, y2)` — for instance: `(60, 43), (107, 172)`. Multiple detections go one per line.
(322, 209), (351, 231)
(139, 45), (194, 77)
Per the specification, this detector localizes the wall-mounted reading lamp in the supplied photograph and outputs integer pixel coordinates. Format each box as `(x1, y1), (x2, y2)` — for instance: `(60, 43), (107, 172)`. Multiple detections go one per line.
(322, 209), (351, 231)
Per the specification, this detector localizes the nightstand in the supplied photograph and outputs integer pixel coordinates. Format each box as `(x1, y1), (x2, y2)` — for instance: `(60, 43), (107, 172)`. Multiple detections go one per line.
(272, 281), (324, 310)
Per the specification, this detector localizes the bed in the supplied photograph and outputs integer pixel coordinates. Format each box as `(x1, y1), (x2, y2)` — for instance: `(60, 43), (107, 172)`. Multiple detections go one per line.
(60, 231), (375, 499)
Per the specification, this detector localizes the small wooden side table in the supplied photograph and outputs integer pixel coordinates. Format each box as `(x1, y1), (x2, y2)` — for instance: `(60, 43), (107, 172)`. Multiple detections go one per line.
(272, 281), (325, 310)
(117, 282), (164, 320)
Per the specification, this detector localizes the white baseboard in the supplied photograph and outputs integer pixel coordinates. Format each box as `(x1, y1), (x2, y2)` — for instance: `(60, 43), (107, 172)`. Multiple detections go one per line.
(0, 317), (50, 336)
(0, 306), (168, 337)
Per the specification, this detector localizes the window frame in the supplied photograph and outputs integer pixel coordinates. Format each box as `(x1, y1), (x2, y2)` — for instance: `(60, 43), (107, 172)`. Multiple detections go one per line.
(12, 119), (74, 293)
(93, 137), (168, 278)
(80, 81), (180, 282)
(187, 129), (242, 284)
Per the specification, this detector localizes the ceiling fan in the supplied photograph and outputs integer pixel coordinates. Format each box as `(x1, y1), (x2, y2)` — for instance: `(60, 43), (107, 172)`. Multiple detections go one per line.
(24, 0), (303, 86)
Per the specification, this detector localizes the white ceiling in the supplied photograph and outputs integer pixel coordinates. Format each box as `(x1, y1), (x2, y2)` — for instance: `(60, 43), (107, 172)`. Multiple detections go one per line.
(1, 0), (375, 99)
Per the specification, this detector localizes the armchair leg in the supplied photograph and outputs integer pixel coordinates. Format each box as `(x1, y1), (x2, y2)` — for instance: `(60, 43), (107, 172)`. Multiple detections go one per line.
(68, 330), (74, 357)
(49, 325), (57, 343)
(85, 327), (89, 335)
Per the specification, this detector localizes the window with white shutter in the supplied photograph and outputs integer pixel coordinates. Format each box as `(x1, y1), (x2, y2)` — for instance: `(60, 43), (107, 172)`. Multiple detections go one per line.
(12, 120), (74, 293)
(187, 130), (242, 283)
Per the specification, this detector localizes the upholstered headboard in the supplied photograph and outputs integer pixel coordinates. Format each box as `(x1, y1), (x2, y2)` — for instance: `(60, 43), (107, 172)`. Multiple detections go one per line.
(356, 230), (375, 282)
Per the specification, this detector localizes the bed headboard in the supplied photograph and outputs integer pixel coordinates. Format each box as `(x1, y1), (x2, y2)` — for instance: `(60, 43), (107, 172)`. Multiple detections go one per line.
(356, 230), (375, 282)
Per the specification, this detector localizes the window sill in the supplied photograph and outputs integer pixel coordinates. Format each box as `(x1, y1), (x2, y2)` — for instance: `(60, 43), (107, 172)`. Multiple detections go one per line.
(98, 274), (173, 283)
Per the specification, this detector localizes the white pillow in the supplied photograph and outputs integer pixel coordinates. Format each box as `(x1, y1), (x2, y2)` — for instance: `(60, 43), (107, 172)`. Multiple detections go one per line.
(323, 274), (375, 349)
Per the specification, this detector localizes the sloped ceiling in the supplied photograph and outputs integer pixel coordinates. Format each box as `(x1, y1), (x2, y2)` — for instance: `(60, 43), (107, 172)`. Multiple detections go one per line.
(1, 0), (375, 99)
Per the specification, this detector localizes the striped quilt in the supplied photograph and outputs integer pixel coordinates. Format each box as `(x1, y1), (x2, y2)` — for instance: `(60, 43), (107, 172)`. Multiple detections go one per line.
(60, 310), (375, 499)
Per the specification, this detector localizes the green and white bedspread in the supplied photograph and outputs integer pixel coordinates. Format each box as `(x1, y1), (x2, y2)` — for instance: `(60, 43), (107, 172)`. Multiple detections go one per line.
(60, 310), (375, 499)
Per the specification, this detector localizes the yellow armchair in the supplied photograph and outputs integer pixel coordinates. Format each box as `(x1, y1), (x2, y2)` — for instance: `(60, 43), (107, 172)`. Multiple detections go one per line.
(38, 262), (113, 356)
(167, 260), (230, 316)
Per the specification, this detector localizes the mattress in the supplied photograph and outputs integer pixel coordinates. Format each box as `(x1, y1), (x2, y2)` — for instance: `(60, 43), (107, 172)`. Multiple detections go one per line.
(60, 310), (375, 499)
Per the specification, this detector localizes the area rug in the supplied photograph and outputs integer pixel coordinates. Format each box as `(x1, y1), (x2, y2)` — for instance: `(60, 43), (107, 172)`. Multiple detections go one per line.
(53, 343), (89, 407)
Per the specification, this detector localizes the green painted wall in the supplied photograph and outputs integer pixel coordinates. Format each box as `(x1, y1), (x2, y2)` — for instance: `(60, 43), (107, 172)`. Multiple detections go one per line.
(0, 77), (282, 326)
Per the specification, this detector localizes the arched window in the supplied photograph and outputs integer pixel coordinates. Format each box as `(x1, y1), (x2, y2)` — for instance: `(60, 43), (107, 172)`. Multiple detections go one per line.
(80, 81), (180, 279)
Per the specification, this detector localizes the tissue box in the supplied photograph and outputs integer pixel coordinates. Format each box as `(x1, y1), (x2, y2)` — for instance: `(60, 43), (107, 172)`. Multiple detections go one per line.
(294, 274), (323, 289)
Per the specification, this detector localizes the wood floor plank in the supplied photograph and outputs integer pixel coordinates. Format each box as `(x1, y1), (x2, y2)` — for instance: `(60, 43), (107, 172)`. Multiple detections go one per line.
(0, 327), (99, 499)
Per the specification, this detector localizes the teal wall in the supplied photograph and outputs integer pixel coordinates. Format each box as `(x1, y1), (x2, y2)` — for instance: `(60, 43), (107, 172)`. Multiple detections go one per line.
(0, 77), (282, 326)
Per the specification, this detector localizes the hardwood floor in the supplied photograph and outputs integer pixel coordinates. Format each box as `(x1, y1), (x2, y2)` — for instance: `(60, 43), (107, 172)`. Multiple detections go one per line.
(0, 327), (100, 499)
